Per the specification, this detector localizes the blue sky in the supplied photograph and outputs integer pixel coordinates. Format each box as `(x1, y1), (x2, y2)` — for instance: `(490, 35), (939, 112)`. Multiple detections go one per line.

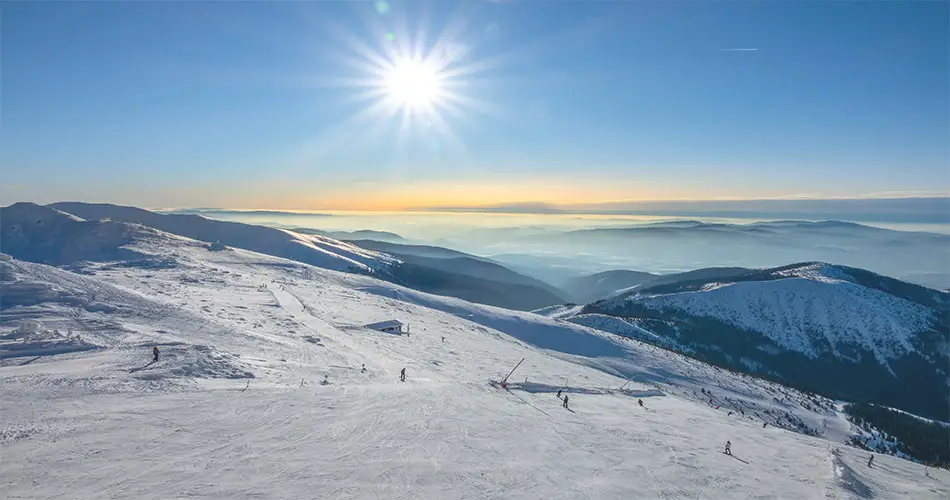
(2, 0), (947, 209)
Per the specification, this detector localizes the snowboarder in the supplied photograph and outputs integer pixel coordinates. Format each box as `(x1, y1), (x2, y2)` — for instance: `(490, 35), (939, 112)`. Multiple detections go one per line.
(441, 336), (445, 342)
(562, 394), (569, 409)
(361, 364), (366, 373)
(724, 441), (732, 455)
(400, 368), (406, 382)
(152, 346), (160, 363)
(763, 422), (768, 428)
(557, 389), (563, 399)
(868, 454), (874, 468)
(321, 375), (329, 385)
(638, 399), (644, 408)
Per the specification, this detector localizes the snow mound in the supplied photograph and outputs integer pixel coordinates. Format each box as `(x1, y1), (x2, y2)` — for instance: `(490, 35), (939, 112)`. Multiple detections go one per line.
(133, 344), (254, 380)
(0, 320), (98, 359)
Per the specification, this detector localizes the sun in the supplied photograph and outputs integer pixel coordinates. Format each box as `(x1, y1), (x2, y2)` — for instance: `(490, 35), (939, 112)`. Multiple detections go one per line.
(383, 57), (444, 110)
(301, 4), (505, 160)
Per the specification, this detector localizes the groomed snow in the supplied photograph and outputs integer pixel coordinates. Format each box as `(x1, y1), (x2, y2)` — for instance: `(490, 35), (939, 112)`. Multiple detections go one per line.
(1, 237), (946, 499)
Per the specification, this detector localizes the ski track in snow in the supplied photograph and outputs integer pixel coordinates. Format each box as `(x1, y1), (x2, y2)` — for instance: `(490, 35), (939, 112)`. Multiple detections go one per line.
(1, 242), (947, 500)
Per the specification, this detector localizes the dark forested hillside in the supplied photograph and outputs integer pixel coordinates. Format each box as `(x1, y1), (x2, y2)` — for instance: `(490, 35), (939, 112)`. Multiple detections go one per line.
(845, 402), (950, 468)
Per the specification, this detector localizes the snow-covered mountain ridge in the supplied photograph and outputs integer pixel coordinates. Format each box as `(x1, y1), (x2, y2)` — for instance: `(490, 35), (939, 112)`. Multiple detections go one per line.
(40, 202), (565, 311)
(577, 262), (949, 421)
(616, 263), (939, 363)
(42, 202), (396, 273)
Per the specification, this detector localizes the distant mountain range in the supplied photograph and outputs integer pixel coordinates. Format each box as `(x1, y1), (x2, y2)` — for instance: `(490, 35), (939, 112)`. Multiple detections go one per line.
(556, 262), (949, 420)
(447, 219), (950, 290)
(429, 197), (950, 224)
(161, 208), (334, 218)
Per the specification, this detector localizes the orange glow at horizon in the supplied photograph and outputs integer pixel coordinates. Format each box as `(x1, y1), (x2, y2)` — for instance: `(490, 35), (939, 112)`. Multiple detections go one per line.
(137, 175), (877, 213)
(226, 179), (694, 212)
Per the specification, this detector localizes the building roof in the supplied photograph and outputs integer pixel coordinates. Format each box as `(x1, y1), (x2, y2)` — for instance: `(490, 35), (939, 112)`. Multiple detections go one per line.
(365, 319), (404, 330)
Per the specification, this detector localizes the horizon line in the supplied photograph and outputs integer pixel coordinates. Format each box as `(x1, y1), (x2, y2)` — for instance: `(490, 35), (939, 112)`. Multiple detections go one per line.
(143, 195), (950, 213)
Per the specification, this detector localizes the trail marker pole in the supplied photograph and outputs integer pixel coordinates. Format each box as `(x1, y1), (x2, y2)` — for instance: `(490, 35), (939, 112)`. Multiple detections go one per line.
(501, 358), (525, 386)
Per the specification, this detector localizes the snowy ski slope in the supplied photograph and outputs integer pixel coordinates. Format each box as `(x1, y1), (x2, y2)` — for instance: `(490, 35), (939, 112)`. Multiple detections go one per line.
(1, 236), (947, 499)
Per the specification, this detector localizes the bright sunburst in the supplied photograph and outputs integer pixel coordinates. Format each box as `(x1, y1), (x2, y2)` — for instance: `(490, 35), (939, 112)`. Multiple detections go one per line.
(383, 57), (444, 110)
(297, 2), (507, 163)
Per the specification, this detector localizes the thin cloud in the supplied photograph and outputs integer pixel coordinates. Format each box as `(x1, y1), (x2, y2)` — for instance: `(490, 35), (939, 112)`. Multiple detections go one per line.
(720, 48), (759, 52)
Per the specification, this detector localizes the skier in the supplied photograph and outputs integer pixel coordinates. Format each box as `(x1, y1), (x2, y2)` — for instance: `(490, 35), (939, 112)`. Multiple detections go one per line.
(361, 364), (366, 373)
(441, 336), (445, 343)
(638, 399), (644, 408)
(400, 368), (406, 382)
(868, 454), (874, 468)
(763, 422), (768, 428)
(152, 346), (160, 363)
(562, 394), (569, 409)
(557, 389), (563, 399)
(724, 441), (732, 456)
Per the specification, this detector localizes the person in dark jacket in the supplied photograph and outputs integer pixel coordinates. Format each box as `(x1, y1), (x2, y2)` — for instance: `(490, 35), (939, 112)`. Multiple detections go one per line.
(562, 395), (569, 409)
(400, 368), (406, 382)
(152, 346), (160, 363)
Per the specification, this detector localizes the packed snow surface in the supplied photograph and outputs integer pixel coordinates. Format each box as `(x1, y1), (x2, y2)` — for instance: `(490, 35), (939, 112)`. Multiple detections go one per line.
(2, 235), (946, 499)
